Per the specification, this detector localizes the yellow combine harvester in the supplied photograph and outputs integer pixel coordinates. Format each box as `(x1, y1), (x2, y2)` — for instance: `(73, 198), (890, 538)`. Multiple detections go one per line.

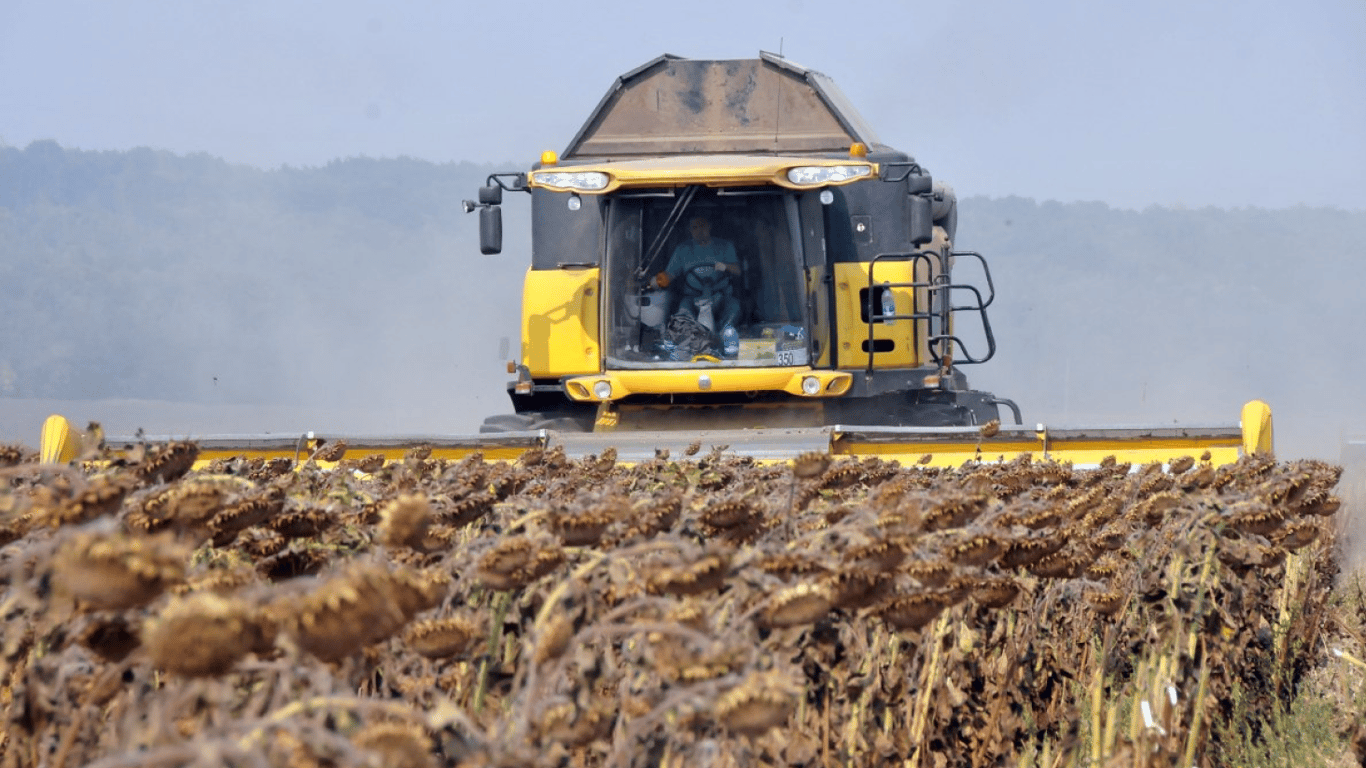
(40, 53), (1274, 468)
(472, 52), (1013, 435)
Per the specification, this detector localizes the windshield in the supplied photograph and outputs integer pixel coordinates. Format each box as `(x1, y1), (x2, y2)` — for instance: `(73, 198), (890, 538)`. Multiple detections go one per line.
(604, 187), (809, 369)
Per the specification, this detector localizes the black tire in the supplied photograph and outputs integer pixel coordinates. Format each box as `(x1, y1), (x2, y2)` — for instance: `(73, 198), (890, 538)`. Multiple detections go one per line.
(829, 390), (1001, 428)
(529, 412), (595, 432)
(478, 413), (538, 434)
(479, 410), (596, 434)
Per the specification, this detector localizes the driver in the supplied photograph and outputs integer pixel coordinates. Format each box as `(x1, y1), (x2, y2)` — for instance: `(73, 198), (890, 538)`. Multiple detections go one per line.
(654, 216), (741, 333)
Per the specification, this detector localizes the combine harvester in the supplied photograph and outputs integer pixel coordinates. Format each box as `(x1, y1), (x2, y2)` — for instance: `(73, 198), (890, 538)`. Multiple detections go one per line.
(41, 53), (1273, 467)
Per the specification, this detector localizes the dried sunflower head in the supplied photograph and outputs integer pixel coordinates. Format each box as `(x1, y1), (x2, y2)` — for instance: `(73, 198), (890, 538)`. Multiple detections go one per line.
(534, 697), (614, 747)
(53, 528), (189, 610)
(477, 533), (565, 591)
(699, 498), (759, 531)
(824, 567), (894, 609)
(175, 565), (260, 596)
(1000, 534), (1067, 570)
(533, 610), (578, 665)
(143, 592), (272, 676)
(38, 474), (135, 528)
(209, 486), (285, 541)
(947, 534), (1005, 568)
(278, 561), (423, 662)
(1224, 500), (1286, 537)
(1087, 589), (1126, 616)
(550, 498), (623, 546)
(404, 614), (482, 660)
(135, 441), (199, 484)
(645, 548), (731, 597)
(379, 493), (433, 549)
(1272, 519), (1320, 550)
(352, 721), (434, 768)
(1167, 455), (1196, 475)
(845, 535), (912, 572)
(792, 452), (833, 479)
(875, 591), (950, 631)
(969, 577), (1022, 610)
(761, 581), (834, 628)
(714, 670), (799, 736)
(902, 559), (954, 588)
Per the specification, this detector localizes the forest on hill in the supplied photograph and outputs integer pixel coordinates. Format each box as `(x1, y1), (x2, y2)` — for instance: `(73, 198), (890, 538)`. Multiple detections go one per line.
(2, 141), (1363, 457)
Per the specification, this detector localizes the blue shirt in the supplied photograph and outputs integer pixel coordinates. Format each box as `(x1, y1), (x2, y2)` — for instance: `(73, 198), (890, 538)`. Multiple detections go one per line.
(666, 238), (739, 295)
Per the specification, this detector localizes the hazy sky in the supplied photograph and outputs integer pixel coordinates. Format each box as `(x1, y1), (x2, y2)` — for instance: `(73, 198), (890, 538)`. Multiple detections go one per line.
(3, 0), (1364, 210)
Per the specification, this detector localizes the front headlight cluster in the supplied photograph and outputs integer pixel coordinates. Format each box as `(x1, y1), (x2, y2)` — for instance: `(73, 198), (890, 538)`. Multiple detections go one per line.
(786, 165), (872, 186)
(531, 171), (609, 191)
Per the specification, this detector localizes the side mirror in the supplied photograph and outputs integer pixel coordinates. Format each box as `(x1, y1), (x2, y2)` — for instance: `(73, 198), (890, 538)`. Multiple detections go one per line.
(479, 185), (503, 205)
(480, 206), (503, 255)
(908, 196), (933, 246)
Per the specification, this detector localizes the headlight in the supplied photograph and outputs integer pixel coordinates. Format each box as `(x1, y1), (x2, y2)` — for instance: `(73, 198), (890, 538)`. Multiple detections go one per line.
(786, 165), (872, 186)
(801, 376), (821, 395)
(592, 380), (613, 400)
(532, 171), (609, 191)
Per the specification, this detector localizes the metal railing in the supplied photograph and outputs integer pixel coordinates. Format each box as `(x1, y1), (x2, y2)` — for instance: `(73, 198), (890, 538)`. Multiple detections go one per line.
(863, 250), (998, 376)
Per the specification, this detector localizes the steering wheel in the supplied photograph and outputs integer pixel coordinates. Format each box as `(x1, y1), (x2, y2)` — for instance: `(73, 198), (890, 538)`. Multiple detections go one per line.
(685, 262), (729, 293)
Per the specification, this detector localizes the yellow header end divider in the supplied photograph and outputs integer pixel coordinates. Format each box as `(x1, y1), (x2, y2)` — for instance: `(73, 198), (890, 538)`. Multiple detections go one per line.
(39, 400), (1271, 470)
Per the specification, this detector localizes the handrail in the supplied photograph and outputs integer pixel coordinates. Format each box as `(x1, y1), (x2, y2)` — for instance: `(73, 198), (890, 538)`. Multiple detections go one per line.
(862, 249), (999, 374)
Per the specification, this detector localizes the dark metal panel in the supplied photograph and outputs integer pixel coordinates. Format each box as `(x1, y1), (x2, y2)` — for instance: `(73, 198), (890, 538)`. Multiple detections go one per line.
(531, 189), (604, 270)
(830, 179), (919, 262)
(561, 54), (682, 161)
(564, 54), (877, 158)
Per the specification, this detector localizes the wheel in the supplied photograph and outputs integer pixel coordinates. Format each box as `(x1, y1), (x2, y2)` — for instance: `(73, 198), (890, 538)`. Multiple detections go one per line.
(828, 390), (1003, 428)
(479, 410), (596, 434)
(479, 413), (537, 434)
(685, 261), (730, 293)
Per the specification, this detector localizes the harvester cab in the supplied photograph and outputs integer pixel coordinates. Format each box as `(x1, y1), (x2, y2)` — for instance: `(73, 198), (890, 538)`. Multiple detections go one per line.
(469, 52), (1015, 433)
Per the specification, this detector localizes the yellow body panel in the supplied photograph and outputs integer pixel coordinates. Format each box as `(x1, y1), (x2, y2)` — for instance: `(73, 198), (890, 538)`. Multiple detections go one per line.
(529, 155), (876, 193)
(1242, 400), (1274, 455)
(563, 368), (852, 400)
(182, 445), (531, 469)
(521, 267), (601, 377)
(831, 261), (923, 369)
(40, 414), (80, 463)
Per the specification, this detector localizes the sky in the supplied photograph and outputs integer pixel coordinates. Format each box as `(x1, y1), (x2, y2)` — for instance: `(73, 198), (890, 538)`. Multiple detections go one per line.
(2, 0), (1364, 211)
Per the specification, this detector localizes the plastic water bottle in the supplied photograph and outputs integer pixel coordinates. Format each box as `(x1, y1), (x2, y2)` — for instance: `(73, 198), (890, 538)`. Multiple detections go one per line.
(881, 285), (896, 325)
(722, 325), (739, 358)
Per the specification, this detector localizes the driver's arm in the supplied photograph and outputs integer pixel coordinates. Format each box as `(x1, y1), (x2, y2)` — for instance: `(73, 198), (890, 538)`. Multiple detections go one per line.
(714, 241), (739, 274)
(658, 244), (687, 287)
